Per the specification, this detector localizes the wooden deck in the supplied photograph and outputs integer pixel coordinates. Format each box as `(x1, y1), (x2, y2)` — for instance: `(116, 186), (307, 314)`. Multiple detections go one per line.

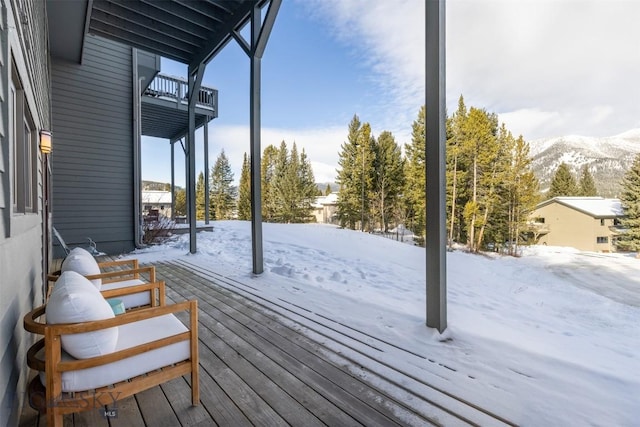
(20, 260), (515, 427)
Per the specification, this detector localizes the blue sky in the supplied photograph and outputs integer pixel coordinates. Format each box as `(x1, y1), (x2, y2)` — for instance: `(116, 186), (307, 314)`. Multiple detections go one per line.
(142, 0), (640, 186)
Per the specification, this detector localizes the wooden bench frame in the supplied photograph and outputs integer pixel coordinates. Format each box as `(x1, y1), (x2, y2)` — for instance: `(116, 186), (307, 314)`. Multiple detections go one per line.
(24, 282), (199, 427)
(47, 258), (161, 305)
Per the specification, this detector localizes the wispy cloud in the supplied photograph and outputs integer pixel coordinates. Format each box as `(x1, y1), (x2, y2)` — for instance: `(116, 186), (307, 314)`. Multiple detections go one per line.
(300, 0), (425, 141)
(301, 0), (640, 140)
(447, 0), (640, 139)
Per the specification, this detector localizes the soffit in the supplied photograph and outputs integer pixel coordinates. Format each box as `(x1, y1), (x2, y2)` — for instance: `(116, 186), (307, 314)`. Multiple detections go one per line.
(88, 0), (265, 68)
(49, 0), (267, 68)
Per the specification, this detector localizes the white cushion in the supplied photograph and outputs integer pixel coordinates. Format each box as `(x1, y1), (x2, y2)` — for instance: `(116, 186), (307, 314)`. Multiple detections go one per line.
(101, 279), (152, 309)
(39, 314), (190, 392)
(61, 247), (101, 289)
(46, 271), (118, 359)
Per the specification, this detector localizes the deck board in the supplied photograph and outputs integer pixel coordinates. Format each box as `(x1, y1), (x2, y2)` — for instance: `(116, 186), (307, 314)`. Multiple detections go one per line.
(161, 263), (418, 426)
(20, 257), (515, 427)
(107, 396), (145, 427)
(135, 385), (182, 427)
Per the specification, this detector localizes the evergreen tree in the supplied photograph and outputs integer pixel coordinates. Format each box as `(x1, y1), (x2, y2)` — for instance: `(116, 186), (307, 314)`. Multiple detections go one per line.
(446, 96), (468, 246)
(324, 183), (332, 196)
(357, 125), (375, 231)
(261, 144), (279, 221)
(460, 107), (500, 252)
(274, 142), (298, 222)
(271, 141), (290, 221)
(173, 188), (186, 216)
(237, 152), (252, 220)
(297, 148), (318, 220)
(195, 172), (206, 220)
(268, 141), (317, 223)
(617, 154), (640, 251)
(578, 165), (598, 196)
(548, 162), (578, 198)
(210, 149), (236, 220)
(371, 131), (404, 232)
(404, 106), (426, 243)
(336, 115), (364, 230)
(502, 134), (539, 254)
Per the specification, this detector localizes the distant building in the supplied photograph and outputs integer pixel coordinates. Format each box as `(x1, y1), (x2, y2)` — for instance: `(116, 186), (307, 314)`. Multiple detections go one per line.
(530, 197), (624, 252)
(311, 192), (339, 224)
(142, 191), (172, 219)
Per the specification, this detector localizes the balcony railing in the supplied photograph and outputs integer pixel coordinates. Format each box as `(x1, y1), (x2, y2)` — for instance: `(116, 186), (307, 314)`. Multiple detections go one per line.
(144, 73), (218, 113)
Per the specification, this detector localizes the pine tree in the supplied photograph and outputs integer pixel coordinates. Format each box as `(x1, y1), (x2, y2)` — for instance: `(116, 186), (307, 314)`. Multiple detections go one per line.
(324, 183), (332, 196)
(237, 153), (251, 220)
(502, 134), (539, 254)
(210, 149), (236, 220)
(404, 106), (426, 243)
(195, 172), (206, 220)
(617, 154), (640, 252)
(261, 144), (279, 221)
(578, 165), (598, 196)
(297, 148), (318, 221)
(336, 115), (364, 230)
(460, 107), (500, 252)
(173, 188), (186, 216)
(446, 96), (468, 246)
(274, 142), (297, 222)
(548, 163), (578, 198)
(271, 141), (290, 221)
(267, 141), (317, 223)
(371, 131), (404, 232)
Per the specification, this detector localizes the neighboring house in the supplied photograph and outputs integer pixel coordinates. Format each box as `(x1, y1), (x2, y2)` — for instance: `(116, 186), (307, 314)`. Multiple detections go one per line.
(530, 197), (623, 252)
(142, 191), (172, 219)
(311, 192), (339, 224)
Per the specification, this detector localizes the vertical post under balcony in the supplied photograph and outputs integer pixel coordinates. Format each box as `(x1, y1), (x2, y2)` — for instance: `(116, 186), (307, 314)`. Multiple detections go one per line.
(425, 0), (447, 333)
(204, 120), (210, 224)
(231, 0), (280, 275)
(171, 139), (175, 220)
(187, 65), (204, 254)
(249, 6), (264, 274)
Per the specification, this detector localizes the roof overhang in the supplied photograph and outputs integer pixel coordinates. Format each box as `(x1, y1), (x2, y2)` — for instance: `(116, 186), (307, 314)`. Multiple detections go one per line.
(47, 0), (90, 62)
(48, 0), (269, 68)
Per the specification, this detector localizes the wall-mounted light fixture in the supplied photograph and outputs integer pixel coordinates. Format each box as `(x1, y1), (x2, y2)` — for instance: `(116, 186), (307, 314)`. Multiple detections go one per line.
(40, 130), (52, 154)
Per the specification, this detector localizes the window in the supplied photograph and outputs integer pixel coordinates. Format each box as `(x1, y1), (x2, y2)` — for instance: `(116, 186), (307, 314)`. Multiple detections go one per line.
(11, 61), (37, 214)
(534, 217), (545, 224)
(600, 219), (605, 226)
(596, 236), (608, 244)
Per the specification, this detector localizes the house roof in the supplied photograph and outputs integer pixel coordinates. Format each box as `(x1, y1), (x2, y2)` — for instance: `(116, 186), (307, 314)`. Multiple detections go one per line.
(142, 191), (172, 204)
(536, 197), (623, 218)
(312, 192), (339, 208)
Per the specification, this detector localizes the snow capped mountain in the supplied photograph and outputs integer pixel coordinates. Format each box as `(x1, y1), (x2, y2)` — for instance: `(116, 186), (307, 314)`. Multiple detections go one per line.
(528, 129), (640, 197)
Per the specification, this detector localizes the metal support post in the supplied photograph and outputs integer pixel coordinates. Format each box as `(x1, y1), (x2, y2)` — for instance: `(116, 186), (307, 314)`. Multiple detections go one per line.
(425, 0), (447, 332)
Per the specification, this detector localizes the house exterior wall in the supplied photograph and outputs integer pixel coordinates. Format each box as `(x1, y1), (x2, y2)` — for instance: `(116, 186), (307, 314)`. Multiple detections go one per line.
(532, 203), (616, 252)
(0, 1), (50, 426)
(311, 204), (338, 224)
(51, 35), (134, 257)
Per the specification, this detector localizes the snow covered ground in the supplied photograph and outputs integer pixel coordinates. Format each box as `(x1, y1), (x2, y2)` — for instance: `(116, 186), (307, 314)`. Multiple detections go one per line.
(126, 221), (640, 426)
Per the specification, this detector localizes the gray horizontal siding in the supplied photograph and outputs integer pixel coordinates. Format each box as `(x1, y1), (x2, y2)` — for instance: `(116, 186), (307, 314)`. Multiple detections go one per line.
(1, 2), (49, 427)
(52, 36), (135, 255)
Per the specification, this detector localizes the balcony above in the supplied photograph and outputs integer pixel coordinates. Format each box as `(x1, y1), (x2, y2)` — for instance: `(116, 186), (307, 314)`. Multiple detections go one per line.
(141, 73), (218, 141)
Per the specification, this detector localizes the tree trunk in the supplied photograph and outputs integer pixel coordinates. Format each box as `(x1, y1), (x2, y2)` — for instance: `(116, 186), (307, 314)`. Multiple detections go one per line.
(469, 157), (477, 251)
(448, 153), (458, 248)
